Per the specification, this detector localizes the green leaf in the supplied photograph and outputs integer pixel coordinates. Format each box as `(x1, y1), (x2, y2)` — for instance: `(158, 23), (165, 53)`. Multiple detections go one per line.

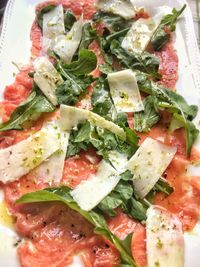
(110, 40), (160, 79)
(169, 113), (199, 156)
(121, 233), (133, 256)
(93, 11), (132, 32)
(120, 170), (133, 181)
(16, 187), (137, 267)
(61, 49), (97, 76)
(99, 63), (114, 74)
(136, 73), (198, 120)
(0, 89), (55, 131)
(79, 23), (97, 49)
(92, 77), (117, 121)
(136, 72), (199, 156)
(151, 5), (186, 51)
(134, 96), (160, 133)
(128, 197), (147, 221)
(98, 192), (123, 216)
(154, 178), (174, 196)
(56, 61), (94, 106)
(64, 9), (76, 31)
(37, 5), (56, 28)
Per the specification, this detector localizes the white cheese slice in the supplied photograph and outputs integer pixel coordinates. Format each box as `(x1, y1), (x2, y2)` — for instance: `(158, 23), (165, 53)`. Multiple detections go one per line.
(59, 104), (126, 140)
(43, 5), (65, 52)
(121, 11), (164, 54)
(146, 206), (184, 267)
(107, 69), (144, 112)
(71, 160), (120, 211)
(127, 137), (176, 198)
(0, 122), (62, 183)
(27, 131), (70, 185)
(96, 0), (136, 19)
(33, 57), (63, 106)
(108, 150), (128, 172)
(53, 16), (83, 63)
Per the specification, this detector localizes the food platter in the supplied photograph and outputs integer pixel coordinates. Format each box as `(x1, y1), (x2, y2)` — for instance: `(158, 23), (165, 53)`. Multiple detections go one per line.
(0, 0), (200, 266)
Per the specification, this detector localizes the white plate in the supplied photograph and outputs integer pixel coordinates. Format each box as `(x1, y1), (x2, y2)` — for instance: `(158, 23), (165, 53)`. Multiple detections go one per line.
(0, 0), (200, 266)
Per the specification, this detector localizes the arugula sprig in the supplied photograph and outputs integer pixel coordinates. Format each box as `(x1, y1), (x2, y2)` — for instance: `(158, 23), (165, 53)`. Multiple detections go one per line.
(134, 96), (160, 133)
(0, 85), (55, 131)
(91, 76), (117, 121)
(151, 5), (186, 51)
(55, 49), (97, 106)
(110, 40), (161, 80)
(97, 171), (148, 221)
(66, 120), (139, 161)
(93, 11), (132, 33)
(136, 73), (199, 156)
(16, 186), (137, 267)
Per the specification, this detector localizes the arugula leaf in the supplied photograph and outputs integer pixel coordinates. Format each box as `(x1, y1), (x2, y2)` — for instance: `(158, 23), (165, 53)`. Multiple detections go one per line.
(66, 119), (139, 161)
(151, 5), (186, 51)
(93, 11), (132, 32)
(16, 187), (137, 267)
(56, 61), (94, 106)
(92, 77), (117, 121)
(169, 113), (199, 156)
(154, 178), (174, 196)
(136, 73), (199, 155)
(60, 49), (97, 76)
(0, 88), (55, 131)
(64, 9), (76, 31)
(79, 23), (97, 49)
(136, 73), (198, 120)
(134, 96), (160, 133)
(97, 172), (148, 222)
(37, 5), (56, 28)
(110, 40), (160, 79)
(126, 198), (147, 221)
(56, 75), (93, 106)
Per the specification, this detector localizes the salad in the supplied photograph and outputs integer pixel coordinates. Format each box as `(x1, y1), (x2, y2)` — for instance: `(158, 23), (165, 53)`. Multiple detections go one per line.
(0, 0), (199, 266)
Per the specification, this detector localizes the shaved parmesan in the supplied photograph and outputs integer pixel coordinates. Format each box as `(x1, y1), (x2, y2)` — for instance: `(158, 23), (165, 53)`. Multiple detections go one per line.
(33, 57), (63, 106)
(96, 0), (136, 19)
(42, 5), (65, 51)
(0, 122), (62, 183)
(108, 150), (128, 172)
(71, 160), (120, 211)
(27, 131), (70, 185)
(59, 105), (126, 140)
(121, 11), (164, 54)
(146, 206), (184, 267)
(53, 16), (83, 63)
(108, 69), (144, 112)
(127, 137), (176, 198)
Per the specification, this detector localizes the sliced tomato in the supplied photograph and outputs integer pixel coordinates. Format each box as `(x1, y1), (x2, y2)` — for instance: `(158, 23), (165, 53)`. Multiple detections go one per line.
(62, 148), (101, 188)
(131, 223), (147, 267)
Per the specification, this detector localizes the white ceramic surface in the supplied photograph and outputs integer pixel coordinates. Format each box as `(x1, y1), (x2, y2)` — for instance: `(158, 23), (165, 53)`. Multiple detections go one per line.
(0, 0), (200, 266)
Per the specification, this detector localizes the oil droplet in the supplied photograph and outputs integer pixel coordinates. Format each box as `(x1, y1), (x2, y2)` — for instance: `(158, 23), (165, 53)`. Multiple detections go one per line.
(0, 201), (14, 228)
